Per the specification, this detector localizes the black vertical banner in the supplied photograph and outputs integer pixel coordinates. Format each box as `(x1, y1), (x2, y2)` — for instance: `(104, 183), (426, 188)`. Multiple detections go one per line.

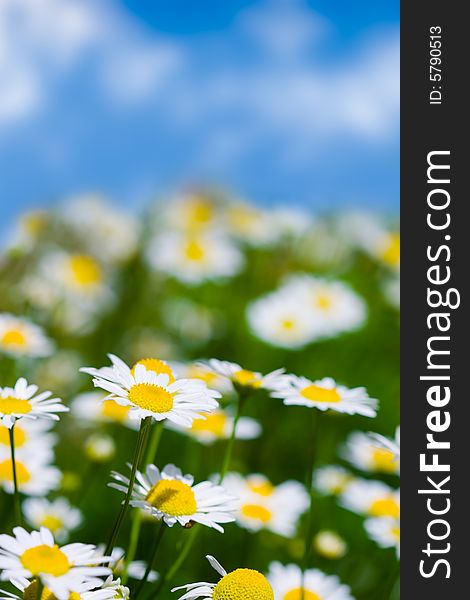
(401, 3), (466, 598)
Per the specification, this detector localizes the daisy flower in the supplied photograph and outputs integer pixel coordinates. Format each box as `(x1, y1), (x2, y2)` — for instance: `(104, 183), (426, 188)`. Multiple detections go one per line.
(0, 314), (52, 358)
(159, 193), (221, 232)
(0, 451), (61, 496)
(340, 480), (400, 519)
(222, 473), (309, 537)
(0, 378), (68, 429)
(0, 527), (111, 600)
(364, 517), (400, 557)
(0, 419), (56, 455)
(369, 427), (400, 461)
(146, 231), (244, 285)
(313, 466), (354, 496)
(340, 431), (400, 475)
(168, 409), (261, 445)
(267, 562), (354, 600)
(170, 363), (232, 395)
(0, 576), (118, 600)
(71, 391), (139, 430)
(22, 498), (82, 542)
(313, 530), (348, 560)
(200, 359), (286, 393)
(110, 464), (237, 532)
(84, 434), (116, 463)
(81, 355), (220, 427)
(172, 554), (274, 600)
(272, 376), (378, 417)
(223, 201), (278, 247)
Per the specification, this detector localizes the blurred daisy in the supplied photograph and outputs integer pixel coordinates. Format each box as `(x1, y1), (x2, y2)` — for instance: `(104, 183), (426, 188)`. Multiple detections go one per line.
(169, 409), (261, 445)
(313, 531), (347, 560)
(0, 378), (68, 429)
(369, 427), (400, 461)
(0, 452), (61, 496)
(0, 314), (52, 358)
(81, 355), (220, 427)
(201, 359), (285, 392)
(161, 194), (221, 232)
(365, 517), (400, 557)
(171, 363), (232, 395)
(383, 275), (400, 309)
(84, 434), (116, 463)
(272, 376), (377, 417)
(314, 466), (354, 496)
(247, 293), (318, 349)
(4, 210), (49, 252)
(110, 463), (237, 532)
(340, 431), (400, 475)
(172, 554), (274, 600)
(0, 527), (111, 600)
(222, 473), (309, 537)
(0, 419), (56, 454)
(146, 231), (244, 285)
(267, 562), (354, 600)
(23, 497), (82, 542)
(0, 576), (118, 600)
(224, 201), (278, 247)
(104, 547), (158, 583)
(340, 480), (400, 519)
(71, 391), (139, 430)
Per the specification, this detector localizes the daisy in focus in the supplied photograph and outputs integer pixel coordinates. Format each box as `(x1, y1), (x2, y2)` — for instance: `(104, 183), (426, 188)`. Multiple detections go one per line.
(81, 355), (220, 427)
(0, 378), (68, 429)
(222, 473), (309, 537)
(271, 376), (378, 417)
(364, 517), (400, 557)
(0, 449), (61, 496)
(267, 562), (354, 600)
(172, 554), (274, 600)
(200, 359), (286, 393)
(0, 527), (111, 600)
(340, 480), (400, 519)
(340, 431), (400, 475)
(110, 463), (237, 532)
(0, 314), (52, 358)
(313, 466), (354, 496)
(168, 408), (261, 445)
(22, 497), (82, 542)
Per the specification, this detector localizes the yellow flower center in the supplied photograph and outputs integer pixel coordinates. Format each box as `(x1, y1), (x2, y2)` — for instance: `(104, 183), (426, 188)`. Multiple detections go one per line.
(0, 396), (32, 415)
(240, 504), (272, 523)
(187, 366), (218, 386)
(380, 233), (400, 267)
(0, 458), (31, 484)
(247, 480), (274, 497)
(1, 329), (27, 347)
(20, 545), (70, 576)
(145, 479), (197, 516)
(232, 370), (261, 388)
(300, 385), (340, 403)
(131, 358), (175, 383)
(281, 319), (296, 330)
(101, 399), (131, 422)
(284, 589), (321, 600)
(128, 383), (174, 413)
(213, 569), (274, 600)
(191, 412), (227, 437)
(187, 198), (214, 226)
(0, 424), (27, 446)
(40, 515), (64, 533)
(315, 293), (332, 311)
(371, 448), (398, 473)
(391, 526), (401, 541)
(21, 212), (48, 236)
(69, 255), (102, 286)
(184, 240), (206, 261)
(369, 497), (400, 518)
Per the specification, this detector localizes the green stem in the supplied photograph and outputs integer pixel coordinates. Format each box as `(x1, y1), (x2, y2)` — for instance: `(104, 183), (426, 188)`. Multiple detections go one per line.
(134, 520), (166, 599)
(9, 424), (22, 525)
(105, 417), (151, 556)
(301, 410), (321, 600)
(219, 390), (245, 482)
(36, 578), (44, 600)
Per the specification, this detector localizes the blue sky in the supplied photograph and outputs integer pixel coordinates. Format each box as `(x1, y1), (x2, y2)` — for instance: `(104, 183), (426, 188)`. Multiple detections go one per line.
(0, 0), (399, 228)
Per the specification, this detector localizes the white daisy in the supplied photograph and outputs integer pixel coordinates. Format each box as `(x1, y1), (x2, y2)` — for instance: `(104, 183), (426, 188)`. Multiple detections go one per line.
(313, 531), (347, 560)
(172, 554), (274, 600)
(22, 498), (82, 543)
(146, 231), (244, 285)
(0, 452), (61, 496)
(0, 315), (53, 358)
(222, 473), (309, 537)
(81, 355), (220, 427)
(272, 376), (377, 417)
(0, 378), (68, 430)
(340, 480), (400, 519)
(158, 193), (222, 232)
(267, 562), (354, 600)
(84, 434), (116, 463)
(0, 419), (56, 455)
(71, 391), (139, 430)
(168, 409), (261, 445)
(369, 427), (400, 461)
(0, 576), (118, 600)
(200, 359), (286, 393)
(110, 463), (237, 532)
(0, 527), (111, 600)
(313, 466), (354, 496)
(223, 201), (279, 247)
(340, 431), (400, 475)
(364, 517), (400, 557)
(170, 363), (232, 395)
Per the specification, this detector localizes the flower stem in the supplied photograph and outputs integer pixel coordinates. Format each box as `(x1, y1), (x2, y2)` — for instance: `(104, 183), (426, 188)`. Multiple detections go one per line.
(105, 416), (152, 556)
(133, 520), (166, 599)
(219, 389), (246, 482)
(301, 410), (321, 600)
(36, 578), (44, 600)
(8, 424), (22, 525)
